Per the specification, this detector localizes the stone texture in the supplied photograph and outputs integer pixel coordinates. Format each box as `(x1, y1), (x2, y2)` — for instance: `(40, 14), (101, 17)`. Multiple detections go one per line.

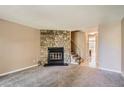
(40, 30), (71, 64)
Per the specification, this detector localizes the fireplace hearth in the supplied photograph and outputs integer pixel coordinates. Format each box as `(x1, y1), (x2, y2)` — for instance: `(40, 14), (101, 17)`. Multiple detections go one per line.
(44, 47), (68, 66)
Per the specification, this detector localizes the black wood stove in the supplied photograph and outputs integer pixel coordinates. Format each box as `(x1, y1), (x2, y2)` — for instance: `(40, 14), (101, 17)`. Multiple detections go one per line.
(44, 47), (68, 66)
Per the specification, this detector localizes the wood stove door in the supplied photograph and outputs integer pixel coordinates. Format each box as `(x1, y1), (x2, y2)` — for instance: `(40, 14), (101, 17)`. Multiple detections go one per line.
(48, 47), (64, 64)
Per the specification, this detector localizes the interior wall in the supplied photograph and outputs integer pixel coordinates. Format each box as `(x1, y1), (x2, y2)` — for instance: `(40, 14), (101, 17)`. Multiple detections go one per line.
(121, 18), (124, 74)
(71, 31), (86, 59)
(0, 19), (40, 74)
(99, 22), (121, 72)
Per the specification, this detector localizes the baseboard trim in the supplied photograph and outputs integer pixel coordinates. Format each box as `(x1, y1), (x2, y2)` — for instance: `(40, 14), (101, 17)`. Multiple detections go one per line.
(0, 64), (38, 77)
(98, 67), (121, 73)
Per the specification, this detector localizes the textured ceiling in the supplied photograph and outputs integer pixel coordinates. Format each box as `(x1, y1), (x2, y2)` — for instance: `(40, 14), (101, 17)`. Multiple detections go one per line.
(0, 5), (124, 30)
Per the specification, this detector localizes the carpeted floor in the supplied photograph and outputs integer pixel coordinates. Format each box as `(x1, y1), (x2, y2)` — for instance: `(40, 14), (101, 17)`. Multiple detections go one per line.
(0, 64), (124, 87)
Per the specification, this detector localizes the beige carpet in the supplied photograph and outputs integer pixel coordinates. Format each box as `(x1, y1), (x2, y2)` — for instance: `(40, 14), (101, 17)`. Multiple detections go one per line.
(0, 64), (124, 87)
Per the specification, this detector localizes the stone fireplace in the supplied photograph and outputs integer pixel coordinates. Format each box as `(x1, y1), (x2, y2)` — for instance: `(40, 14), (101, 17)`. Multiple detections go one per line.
(40, 30), (71, 65)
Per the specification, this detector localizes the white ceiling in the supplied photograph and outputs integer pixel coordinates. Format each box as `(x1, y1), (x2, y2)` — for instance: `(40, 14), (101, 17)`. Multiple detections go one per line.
(0, 5), (124, 30)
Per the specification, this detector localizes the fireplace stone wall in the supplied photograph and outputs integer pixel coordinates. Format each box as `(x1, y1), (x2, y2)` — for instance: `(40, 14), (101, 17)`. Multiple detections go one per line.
(40, 30), (71, 64)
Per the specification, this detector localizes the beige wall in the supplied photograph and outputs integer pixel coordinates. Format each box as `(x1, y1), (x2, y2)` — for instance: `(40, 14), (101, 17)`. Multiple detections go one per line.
(99, 22), (121, 72)
(71, 31), (86, 59)
(122, 18), (124, 74)
(0, 19), (40, 74)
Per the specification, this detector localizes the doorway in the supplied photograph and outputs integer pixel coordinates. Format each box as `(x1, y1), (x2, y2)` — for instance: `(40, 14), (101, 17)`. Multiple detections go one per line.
(87, 31), (98, 68)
